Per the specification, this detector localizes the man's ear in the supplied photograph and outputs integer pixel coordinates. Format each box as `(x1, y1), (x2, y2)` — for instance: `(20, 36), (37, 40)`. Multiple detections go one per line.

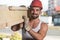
(40, 11), (42, 13)
(39, 11), (42, 15)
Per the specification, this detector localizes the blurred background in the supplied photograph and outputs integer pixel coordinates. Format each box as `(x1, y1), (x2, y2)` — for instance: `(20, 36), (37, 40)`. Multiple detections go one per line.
(0, 0), (60, 40)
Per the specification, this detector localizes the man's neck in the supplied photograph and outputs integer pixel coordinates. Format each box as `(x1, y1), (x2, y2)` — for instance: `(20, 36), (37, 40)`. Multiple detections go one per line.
(29, 18), (39, 22)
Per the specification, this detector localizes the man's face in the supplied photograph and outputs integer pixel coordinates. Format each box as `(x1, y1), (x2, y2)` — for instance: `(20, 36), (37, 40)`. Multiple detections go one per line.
(30, 7), (41, 19)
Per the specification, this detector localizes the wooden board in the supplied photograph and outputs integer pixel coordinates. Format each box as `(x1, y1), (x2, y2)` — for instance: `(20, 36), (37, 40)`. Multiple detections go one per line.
(0, 6), (28, 29)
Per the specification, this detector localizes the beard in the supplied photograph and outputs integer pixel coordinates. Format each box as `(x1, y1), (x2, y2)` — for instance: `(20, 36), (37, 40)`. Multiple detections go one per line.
(31, 13), (39, 19)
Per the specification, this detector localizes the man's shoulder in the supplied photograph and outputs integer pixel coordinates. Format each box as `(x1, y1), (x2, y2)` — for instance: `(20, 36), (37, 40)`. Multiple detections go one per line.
(41, 22), (47, 26)
(40, 22), (48, 28)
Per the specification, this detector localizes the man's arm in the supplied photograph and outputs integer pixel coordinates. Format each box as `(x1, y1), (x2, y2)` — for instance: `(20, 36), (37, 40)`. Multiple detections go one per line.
(28, 23), (48, 40)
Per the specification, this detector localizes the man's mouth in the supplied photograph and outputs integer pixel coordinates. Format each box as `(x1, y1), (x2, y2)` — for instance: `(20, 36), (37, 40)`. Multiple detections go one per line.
(33, 14), (38, 16)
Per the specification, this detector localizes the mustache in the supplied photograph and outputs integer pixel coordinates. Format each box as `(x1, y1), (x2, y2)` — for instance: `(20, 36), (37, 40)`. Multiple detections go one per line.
(31, 13), (38, 15)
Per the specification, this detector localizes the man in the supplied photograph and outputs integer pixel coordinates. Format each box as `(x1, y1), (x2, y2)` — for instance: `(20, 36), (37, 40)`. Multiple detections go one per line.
(23, 0), (48, 40)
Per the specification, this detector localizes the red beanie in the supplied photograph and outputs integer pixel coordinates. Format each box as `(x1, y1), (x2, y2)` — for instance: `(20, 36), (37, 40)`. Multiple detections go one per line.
(30, 0), (42, 9)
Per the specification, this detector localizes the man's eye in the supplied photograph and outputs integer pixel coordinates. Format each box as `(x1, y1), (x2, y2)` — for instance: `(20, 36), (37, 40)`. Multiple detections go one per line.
(36, 9), (40, 11)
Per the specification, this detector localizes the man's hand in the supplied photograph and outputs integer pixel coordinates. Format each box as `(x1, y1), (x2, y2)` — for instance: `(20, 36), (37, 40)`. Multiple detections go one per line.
(23, 16), (32, 31)
(25, 24), (32, 31)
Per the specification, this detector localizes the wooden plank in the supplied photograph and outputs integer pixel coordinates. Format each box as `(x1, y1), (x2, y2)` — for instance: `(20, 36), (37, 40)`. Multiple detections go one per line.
(0, 6), (28, 28)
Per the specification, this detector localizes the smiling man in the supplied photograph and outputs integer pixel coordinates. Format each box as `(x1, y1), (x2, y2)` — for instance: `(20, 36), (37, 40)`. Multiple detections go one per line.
(23, 0), (48, 40)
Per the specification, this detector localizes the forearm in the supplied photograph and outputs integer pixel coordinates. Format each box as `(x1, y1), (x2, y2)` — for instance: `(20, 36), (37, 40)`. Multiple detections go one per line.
(28, 30), (44, 40)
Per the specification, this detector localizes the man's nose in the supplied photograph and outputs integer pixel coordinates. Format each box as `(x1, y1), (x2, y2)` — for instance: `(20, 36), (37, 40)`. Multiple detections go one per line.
(33, 10), (37, 13)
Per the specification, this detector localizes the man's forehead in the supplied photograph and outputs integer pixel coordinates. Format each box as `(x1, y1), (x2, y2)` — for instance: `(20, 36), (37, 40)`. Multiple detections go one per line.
(31, 7), (41, 9)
